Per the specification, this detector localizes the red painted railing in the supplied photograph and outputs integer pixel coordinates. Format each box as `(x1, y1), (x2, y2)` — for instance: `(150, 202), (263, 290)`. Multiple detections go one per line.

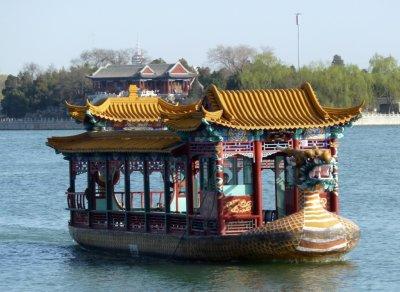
(69, 209), (256, 235)
(127, 212), (145, 232)
(70, 210), (89, 227)
(149, 213), (165, 233)
(225, 218), (256, 234)
(109, 212), (125, 229)
(67, 192), (87, 209)
(300, 139), (329, 149)
(190, 216), (218, 235)
(91, 211), (107, 229)
(168, 214), (187, 234)
(67, 191), (259, 235)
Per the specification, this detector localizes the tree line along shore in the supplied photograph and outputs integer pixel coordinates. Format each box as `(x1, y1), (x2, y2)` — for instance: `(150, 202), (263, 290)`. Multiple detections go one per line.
(1, 45), (400, 119)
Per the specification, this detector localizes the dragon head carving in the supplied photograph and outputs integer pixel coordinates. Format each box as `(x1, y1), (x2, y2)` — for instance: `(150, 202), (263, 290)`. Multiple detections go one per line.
(284, 148), (337, 191)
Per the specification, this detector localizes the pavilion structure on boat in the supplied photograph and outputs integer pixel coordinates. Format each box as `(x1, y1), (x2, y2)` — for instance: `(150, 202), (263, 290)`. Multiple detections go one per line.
(47, 83), (362, 260)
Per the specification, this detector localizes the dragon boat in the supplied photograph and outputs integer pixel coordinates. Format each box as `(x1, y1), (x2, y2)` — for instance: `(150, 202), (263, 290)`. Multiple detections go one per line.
(47, 83), (362, 261)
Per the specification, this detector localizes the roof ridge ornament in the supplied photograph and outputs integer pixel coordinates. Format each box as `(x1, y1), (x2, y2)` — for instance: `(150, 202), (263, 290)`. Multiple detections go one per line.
(208, 84), (236, 121)
(128, 85), (138, 99)
(301, 82), (330, 120)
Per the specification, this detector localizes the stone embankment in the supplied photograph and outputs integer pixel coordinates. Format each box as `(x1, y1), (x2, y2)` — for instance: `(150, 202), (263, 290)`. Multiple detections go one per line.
(354, 113), (400, 126)
(0, 118), (83, 130)
(0, 113), (399, 130)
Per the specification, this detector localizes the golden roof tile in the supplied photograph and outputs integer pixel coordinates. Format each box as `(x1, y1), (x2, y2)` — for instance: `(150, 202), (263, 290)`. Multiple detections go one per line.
(66, 85), (201, 123)
(65, 101), (87, 122)
(47, 130), (183, 153)
(191, 82), (362, 130)
(66, 83), (363, 131)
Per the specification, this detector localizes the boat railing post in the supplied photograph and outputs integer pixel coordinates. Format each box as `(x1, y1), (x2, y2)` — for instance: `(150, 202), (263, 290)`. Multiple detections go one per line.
(185, 152), (194, 236)
(330, 137), (340, 214)
(105, 158), (113, 229)
(69, 159), (76, 226)
(87, 158), (95, 228)
(215, 142), (226, 235)
(292, 138), (300, 213)
(253, 140), (263, 227)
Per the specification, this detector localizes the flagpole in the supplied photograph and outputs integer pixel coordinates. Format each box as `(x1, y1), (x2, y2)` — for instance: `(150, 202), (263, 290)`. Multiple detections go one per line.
(295, 13), (301, 72)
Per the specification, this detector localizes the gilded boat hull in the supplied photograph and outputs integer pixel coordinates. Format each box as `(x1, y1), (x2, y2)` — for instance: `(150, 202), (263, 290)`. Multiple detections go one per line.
(69, 209), (359, 262)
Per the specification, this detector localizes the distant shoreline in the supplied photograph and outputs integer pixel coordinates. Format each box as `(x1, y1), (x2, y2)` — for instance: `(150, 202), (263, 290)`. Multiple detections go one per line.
(353, 113), (400, 126)
(0, 113), (399, 130)
(0, 118), (83, 130)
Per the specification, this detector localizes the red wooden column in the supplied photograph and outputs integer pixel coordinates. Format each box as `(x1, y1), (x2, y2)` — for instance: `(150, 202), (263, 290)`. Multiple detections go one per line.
(185, 154), (194, 235)
(215, 142), (226, 235)
(253, 140), (263, 227)
(292, 139), (300, 213)
(68, 159), (76, 226)
(167, 80), (170, 94)
(330, 138), (339, 214)
(87, 159), (96, 211)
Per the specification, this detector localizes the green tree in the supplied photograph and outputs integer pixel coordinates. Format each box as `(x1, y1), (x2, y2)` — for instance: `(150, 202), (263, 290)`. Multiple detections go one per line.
(150, 58), (167, 64)
(1, 75), (29, 118)
(369, 54), (400, 112)
(0, 74), (9, 100)
(197, 67), (228, 90)
(239, 51), (297, 89)
(331, 55), (344, 66)
(178, 58), (196, 72)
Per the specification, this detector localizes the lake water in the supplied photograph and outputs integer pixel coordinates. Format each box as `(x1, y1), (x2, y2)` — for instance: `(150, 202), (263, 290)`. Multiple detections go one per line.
(0, 127), (399, 291)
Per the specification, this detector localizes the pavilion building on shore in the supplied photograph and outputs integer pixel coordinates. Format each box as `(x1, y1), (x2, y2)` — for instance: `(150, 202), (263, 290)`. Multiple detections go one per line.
(87, 61), (197, 99)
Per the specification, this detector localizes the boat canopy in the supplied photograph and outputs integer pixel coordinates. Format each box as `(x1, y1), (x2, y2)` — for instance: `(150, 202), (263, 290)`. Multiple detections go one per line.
(47, 130), (183, 153)
(66, 83), (363, 131)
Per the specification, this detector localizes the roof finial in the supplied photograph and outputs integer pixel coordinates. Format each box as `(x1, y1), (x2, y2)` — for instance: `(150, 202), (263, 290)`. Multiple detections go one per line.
(128, 85), (138, 99)
(132, 34), (144, 65)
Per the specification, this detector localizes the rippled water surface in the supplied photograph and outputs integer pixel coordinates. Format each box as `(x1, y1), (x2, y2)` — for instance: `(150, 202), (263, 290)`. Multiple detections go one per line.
(0, 127), (399, 291)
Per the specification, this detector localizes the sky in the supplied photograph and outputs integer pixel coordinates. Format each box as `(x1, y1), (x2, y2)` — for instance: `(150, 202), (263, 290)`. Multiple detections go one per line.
(1, 0), (400, 75)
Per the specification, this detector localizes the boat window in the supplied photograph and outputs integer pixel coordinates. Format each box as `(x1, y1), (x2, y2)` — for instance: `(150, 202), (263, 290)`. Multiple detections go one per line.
(170, 165), (187, 213)
(223, 155), (253, 196)
(149, 171), (165, 212)
(130, 171), (145, 211)
(199, 157), (214, 192)
(113, 166), (126, 210)
(72, 170), (88, 209)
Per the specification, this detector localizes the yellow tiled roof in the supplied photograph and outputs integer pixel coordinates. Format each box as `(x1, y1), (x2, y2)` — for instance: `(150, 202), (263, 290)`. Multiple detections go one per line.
(164, 83), (363, 131)
(47, 131), (183, 153)
(66, 102), (87, 122)
(66, 83), (363, 131)
(66, 85), (201, 123)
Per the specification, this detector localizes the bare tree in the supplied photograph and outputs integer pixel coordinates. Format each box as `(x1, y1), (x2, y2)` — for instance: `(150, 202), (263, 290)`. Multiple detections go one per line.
(72, 48), (145, 69)
(21, 63), (42, 79)
(72, 48), (151, 69)
(207, 45), (257, 74)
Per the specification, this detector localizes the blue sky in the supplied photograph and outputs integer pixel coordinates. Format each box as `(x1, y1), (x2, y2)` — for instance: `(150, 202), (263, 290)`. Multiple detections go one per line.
(0, 0), (399, 74)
